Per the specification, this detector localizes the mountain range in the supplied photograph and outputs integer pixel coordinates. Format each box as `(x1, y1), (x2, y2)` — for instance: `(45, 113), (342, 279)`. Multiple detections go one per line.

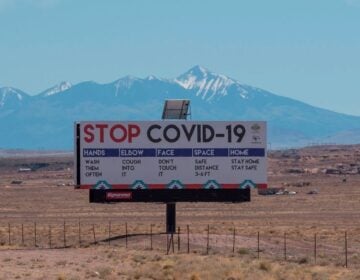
(1, 65), (360, 150)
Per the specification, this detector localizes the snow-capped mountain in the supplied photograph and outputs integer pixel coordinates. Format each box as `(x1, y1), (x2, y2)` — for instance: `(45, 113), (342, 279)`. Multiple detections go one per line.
(0, 87), (29, 114)
(0, 87), (28, 104)
(175, 66), (239, 101)
(0, 66), (360, 149)
(38, 81), (72, 97)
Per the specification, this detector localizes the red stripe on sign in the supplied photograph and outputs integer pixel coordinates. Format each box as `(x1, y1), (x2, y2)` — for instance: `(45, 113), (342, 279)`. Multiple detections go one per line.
(148, 184), (166, 189)
(257, 184), (268, 189)
(106, 192), (132, 200)
(78, 183), (268, 190)
(185, 184), (202, 189)
(221, 184), (239, 189)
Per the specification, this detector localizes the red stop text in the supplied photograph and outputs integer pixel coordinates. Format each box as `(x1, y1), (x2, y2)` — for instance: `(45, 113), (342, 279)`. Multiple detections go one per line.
(83, 124), (140, 143)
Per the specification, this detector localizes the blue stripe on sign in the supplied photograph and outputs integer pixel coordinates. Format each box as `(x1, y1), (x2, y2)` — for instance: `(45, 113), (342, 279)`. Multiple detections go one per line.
(193, 148), (229, 157)
(119, 149), (156, 157)
(83, 148), (119, 157)
(229, 148), (265, 157)
(157, 148), (192, 157)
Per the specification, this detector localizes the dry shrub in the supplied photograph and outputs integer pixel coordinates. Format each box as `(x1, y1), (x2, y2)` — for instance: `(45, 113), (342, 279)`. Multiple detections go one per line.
(297, 257), (308, 264)
(55, 260), (67, 266)
(238, 248), (249, 255)
(97, 266), (113, 279)
(56, 275), (66, 280)
(132, 254), (147, 264)
(190, 273), (201, 280)
(259, 261), (272, 272)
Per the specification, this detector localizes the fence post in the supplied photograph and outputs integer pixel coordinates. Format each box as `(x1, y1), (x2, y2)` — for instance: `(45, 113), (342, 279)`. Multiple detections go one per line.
(125, 222), (128, 248)
(78, 219), (81, 247)
(177, 226), (181, 252)
(21, 223), (24, 247)
(150, 224), (153, 250)
(257, 231), (260, 259)
(232, 227), (236, 253)
(34, 222), (37, 247)
(8, 223), (11, 246)
(206, 225), (210, 255)
(314, 233), (317, 264)
(49, 225), (52, 248)
(186, 225), (190, 254)
(167, 233), (174, 255)
(92, 224), (96, 243)
(167, 234), (172, 254)
(284, 232), (287, 261)
(108, 221), (111, 246)
(345, 231), (348, 268)
(63, 220), (66, 248)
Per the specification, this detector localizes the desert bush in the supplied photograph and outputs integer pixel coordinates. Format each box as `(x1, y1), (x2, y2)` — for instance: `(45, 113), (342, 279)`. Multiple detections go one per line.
(259, 261), (271, 272)
(238, 248), (249, 255)
(97, 266), (113, 279)
(298, 257), (308, 264)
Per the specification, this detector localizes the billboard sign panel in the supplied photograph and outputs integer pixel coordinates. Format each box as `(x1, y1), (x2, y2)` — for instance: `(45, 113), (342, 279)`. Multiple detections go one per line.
(75, 121), (266, 202)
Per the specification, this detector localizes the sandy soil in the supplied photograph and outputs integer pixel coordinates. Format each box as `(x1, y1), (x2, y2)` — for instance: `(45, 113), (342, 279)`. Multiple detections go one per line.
(1, 145), (360, 279)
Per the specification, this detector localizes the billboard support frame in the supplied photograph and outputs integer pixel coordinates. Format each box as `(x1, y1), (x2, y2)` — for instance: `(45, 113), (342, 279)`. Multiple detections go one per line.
(162, 99), (191, 234)
(166, 202), (176, 234)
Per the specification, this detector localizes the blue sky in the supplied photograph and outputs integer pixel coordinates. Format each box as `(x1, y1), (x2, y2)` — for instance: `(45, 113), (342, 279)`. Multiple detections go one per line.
(1, 0), (360, 115)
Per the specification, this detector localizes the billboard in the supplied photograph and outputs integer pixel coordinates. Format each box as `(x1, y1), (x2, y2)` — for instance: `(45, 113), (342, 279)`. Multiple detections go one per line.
(75, 121), (267, 202)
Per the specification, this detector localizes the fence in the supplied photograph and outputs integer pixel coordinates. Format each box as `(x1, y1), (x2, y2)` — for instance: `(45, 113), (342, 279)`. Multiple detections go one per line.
(0, 221), (357, 268)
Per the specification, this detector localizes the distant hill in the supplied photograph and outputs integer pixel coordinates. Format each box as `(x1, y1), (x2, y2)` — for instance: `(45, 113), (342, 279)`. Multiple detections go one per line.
(1, 65), (360, 149)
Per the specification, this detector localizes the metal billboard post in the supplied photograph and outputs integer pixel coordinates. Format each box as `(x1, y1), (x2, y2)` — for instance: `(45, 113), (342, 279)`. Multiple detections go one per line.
(166, 202), (176, 234)
(162, 100), (190, 234)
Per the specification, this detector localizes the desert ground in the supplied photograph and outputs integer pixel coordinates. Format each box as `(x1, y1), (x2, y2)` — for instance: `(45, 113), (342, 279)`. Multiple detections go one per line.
(1, 145), (360, 279)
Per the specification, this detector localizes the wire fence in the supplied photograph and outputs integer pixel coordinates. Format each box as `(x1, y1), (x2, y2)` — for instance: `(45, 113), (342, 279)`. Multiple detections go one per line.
(0, 221), (357, 268)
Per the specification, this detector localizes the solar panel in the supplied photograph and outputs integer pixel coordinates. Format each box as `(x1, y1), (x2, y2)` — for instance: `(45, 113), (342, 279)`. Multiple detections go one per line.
(161, 99), (190, 120)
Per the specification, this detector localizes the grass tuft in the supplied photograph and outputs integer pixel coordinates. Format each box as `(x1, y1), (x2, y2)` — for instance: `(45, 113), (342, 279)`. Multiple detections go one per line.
(259, 261), (271, 272)
(237, 248), (249, 255)
(190, 273), (201, 280)
(298, 257), (308, 264)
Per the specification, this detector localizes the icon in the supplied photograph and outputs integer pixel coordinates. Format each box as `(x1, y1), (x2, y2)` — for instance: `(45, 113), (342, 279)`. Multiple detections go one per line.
(131, 180), (148, 189)
(167, 180), (185, 189)
(93, 180), (112, 190)
(240, 180), (256, 189)
(203, 180), (221, 189)
(251, 123), (261, 133)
